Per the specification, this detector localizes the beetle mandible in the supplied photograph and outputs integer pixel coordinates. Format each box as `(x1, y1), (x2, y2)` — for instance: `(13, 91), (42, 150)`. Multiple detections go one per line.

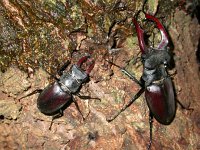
(106, 11), (175, 149)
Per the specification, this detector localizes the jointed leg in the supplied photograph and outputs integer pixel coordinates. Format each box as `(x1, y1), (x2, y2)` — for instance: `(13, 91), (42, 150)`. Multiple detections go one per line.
(39, 60), (70, 81)
(19, 89), (43, 101)
(49, 110), (63, 130)
(75, 94), (100, 120)
(121, 69), (142, 86)
(147, 112), (153, 150)
(73, 97), (85, 120)
(107, 60), (142, 86)
(58, 60), (70, 76)
(125, 51), (142, 66)
(107, 87), (145, 122)
(177, 99), (193, 111)
(76, 93), (101, 101)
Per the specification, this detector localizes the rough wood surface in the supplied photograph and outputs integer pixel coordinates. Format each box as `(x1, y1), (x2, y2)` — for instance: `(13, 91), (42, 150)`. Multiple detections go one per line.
(0, 1), (199, 150)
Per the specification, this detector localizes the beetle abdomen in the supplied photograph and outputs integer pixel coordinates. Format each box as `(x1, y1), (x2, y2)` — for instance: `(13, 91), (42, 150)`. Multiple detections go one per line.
(37, 82), (72, 115)
(145, 77), (176, 125)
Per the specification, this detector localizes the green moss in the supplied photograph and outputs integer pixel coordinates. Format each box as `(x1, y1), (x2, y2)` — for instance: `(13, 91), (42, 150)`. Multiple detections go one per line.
(111, 89), (124, 103)
(125, 36), (138, 49)
(0, 0), (176, 73)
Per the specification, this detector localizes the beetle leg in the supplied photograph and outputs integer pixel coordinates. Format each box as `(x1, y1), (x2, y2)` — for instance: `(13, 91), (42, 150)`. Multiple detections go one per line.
(177, 99), (194, 111)
(72, 97), (85, 120)
(125, 51), (142, 66)
(121, 69), (142, 86)
(145, 13), (169, 49)
(41, 68), (60, 81)
(147, 112), (153, 150)
(18, 89), (43, 101)
(133, 15), (147, 54)
(49, 110), (63, 130)
(106, 60), (142, 86)
(107, 87), (145, 122)
(76, 93), (101, 101)
(58, 60), (70, 76)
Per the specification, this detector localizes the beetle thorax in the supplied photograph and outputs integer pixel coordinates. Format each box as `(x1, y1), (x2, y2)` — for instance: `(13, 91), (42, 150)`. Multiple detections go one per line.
(59, 65), (88, 93)
(142, 48), (170, 86)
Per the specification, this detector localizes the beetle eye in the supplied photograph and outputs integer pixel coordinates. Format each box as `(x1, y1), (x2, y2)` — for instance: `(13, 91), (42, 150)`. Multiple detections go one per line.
(144, 68), (156, 75)
(163, 60), (168, 68)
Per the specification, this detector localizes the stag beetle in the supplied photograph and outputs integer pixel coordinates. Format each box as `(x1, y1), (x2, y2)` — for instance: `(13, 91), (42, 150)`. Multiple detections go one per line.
(20, 55), (95, 128)
(106, 11), (175, 149)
